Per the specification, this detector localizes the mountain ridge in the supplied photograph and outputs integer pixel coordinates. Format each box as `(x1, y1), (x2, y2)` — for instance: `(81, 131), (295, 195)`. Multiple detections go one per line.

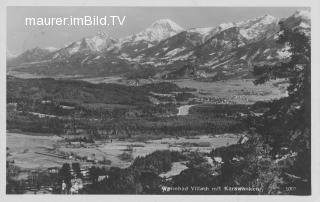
(7, 10), (310, 81)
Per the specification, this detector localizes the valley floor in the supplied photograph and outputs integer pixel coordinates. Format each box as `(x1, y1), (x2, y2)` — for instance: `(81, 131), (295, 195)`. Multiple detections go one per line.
(6, 75), (291, 195)
(7, 132), (240, 171)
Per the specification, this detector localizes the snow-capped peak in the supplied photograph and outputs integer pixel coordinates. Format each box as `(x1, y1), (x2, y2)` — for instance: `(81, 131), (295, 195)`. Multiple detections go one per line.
(82, 33), (111, 51)
(218, 22), (236, 31)
(149, 19), (184, 32)
(258, 14), (278, 25)
(188, 27), (220, 42)
(95, 31), (108, 38)
(26, 47), (52, 54)
(124, 19), (184, 43)
(237, 14), (278, 40)
(293, 9), (310, 20)
(6, 50), (19, 59)
(188, 27), (216, 35)
(286, 9), (311, 36)
(44, 47), (58, 52)
(237, 14), (278, 27)
(62, 31), (116, 55)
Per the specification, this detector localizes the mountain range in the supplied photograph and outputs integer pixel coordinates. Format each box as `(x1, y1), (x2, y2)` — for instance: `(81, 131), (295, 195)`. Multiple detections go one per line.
(7, 10), (310, 80)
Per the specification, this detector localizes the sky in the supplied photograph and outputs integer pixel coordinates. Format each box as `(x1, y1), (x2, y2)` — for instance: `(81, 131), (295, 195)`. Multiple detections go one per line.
(7, 7), (308, 55)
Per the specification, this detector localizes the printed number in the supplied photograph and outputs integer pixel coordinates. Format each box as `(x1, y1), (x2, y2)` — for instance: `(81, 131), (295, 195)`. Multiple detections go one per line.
(286, 187), (296, 192)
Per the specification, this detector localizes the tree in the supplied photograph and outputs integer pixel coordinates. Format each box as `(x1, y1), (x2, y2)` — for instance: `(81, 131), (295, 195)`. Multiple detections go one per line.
(72, 162), (82, 178)
(59, 163), (72, 189)
(88, 166), (99, 184)
(253, 20), (310, 150)
(252, 21), (311, 193)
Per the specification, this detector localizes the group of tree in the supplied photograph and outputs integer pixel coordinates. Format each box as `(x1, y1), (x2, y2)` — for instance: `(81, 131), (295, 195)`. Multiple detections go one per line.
(214, 20), (312, 195)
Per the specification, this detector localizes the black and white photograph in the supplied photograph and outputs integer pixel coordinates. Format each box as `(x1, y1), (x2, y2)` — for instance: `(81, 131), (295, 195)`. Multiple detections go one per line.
(4, 2), (316, 197)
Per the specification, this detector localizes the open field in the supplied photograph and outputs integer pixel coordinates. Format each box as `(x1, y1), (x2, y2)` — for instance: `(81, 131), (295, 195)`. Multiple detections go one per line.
(7, 70), (84, 80)
(75, 77), (288, 105)
(7, 132), (67, 169)
(173, 78), (288, 104)
(7, 132), (240, 170)
(7, 70), (288, 105)
(75, 76), (125, 84)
